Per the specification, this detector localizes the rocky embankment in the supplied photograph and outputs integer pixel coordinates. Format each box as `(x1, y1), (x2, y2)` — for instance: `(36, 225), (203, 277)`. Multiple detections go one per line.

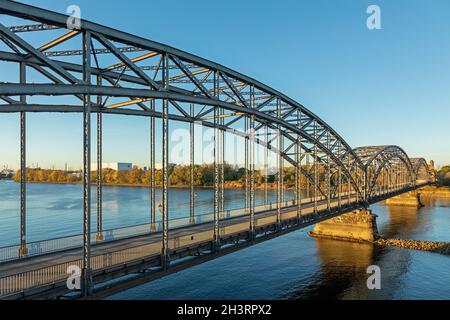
(375, 238), (450, 255)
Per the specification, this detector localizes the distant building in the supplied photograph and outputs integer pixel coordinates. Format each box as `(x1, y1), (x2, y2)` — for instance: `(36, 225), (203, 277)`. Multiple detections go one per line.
(91, 162), (133, 172)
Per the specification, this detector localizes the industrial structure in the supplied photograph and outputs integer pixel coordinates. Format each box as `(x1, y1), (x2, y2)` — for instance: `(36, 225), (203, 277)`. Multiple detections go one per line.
(0, 1), (434, 300)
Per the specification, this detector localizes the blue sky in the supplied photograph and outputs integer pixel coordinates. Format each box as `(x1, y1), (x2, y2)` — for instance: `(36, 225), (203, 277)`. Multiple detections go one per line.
(1, 0), (449, 169)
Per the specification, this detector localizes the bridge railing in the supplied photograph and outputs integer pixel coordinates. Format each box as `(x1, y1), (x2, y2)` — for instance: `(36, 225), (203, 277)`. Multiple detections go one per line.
(0, 197), (314, 264)
(0, 194), (341, 298)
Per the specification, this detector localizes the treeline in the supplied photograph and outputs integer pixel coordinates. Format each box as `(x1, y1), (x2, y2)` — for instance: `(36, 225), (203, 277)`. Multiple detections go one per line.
(13, 164), (320, 189)
(437, 166), (450, 186)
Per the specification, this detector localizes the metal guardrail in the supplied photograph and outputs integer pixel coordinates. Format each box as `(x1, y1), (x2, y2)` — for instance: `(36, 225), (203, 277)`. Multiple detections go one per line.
(0, 195), (334, 298)
(0, 197), (312, 264)
(0, 240), (162, 297)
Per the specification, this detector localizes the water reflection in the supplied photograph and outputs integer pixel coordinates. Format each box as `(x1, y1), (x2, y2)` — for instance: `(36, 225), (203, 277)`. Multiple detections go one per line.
(285, 239), (375, 300)
(282, 200), (450, 300)
(379, 204), (423, 239)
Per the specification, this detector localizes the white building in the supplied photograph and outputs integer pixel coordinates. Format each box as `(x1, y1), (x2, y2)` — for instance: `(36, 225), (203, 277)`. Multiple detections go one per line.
(91, 162), (133, 172)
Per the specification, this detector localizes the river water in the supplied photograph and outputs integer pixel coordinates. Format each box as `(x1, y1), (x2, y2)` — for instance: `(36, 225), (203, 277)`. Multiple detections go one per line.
(0, 180), (449, 299)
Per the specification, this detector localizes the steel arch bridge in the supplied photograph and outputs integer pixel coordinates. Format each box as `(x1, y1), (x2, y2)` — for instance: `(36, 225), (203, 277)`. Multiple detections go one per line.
(0, 1), (434, 299)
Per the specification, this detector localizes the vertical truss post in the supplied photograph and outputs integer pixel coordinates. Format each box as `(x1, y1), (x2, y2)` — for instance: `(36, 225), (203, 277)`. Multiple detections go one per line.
(245, 115), (249, 212)
(363, 167), (368, 206)
(385, 169), (388, 193)
(389, 166), (393, 192)
(404, 166), (406, 188)
(326, 133), (331, 212)
(379, 171), (382, 195)
(280, 143), (284, 207)
(338, 144), (342, 209)
(150, 99), (156, 231)
(276, 98), (282, 228)
(392, 166), (395, 191)
(189, 104), (195, 224)
(296, 109), (301, 222)
(400, 166), (403, 189)
(249, 86), (255, 240)
(249, 114), (255, 240)
(386, 163), (391, 193)
(81, 30), (92, 297)
(313, 122), (318, 215)
(214, 106), (220, 249)
(213, 71), (220, 252)
(96, 75), (103, 241)
(220, 107), (225, 218)
(347, 156), (351, 206)
(381, 169), (384, 194)
(401, 166), (403, 189)
(394, 165), (397, 191)
(264, 125), (269, 206)
(161, 53), (170, 269)
(403, 166), (406, 188)
(356, 168), (360, 203)
(306, 152), (310, 200)
(19, 62), (27, 257)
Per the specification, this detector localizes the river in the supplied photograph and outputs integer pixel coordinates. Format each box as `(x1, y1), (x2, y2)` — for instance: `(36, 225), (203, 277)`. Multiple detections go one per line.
(0, 180), (449, 300)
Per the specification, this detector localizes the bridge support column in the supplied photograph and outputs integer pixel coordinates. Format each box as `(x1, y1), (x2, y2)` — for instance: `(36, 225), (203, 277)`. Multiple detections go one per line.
(309, 209), (379, 242)
(81, 30), (92, 296)
(161, 54), (170, 269)
(248, 86), (256, 239)
(150, 99), (156, 232)
(385, 191), (424, 208)
(276, 97), (283, 228)
(96, 75), (103, 242)
(212, 71), (221, 252)
(263, 126), (268, 206)
(189, 103), (195, 225)
(220, 108), (225, 220)
(295, 108), (302, 223)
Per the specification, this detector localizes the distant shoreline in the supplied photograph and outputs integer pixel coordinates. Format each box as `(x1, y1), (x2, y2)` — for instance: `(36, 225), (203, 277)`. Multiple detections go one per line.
(6, 180), (287, 190)
(420, 186), (450, 197)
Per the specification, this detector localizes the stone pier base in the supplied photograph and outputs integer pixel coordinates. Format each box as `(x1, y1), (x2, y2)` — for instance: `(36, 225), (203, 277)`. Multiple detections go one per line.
(308, 209), (379, 242)
(385, 191), (424, 208)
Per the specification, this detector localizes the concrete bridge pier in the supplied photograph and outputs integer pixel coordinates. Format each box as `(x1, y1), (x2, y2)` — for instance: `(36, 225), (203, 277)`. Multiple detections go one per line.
(309, 209), (379, 242)
(385, 191), (424, 208)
